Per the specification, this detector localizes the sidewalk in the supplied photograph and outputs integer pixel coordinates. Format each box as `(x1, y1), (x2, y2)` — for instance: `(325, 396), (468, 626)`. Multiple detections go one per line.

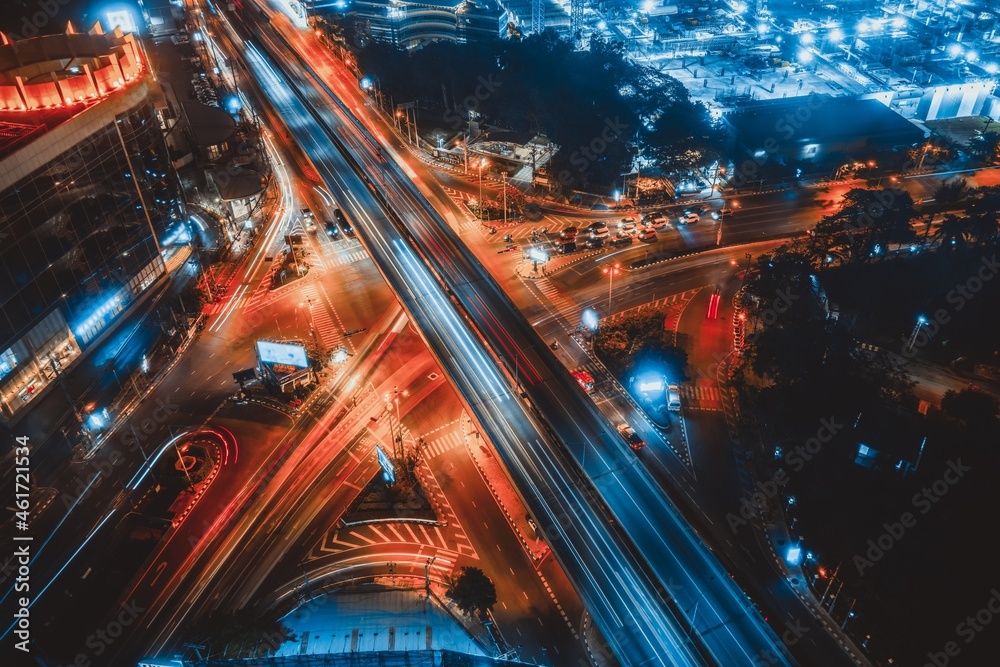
(460, 412), (550, 562)
(513, 250), (603, 280)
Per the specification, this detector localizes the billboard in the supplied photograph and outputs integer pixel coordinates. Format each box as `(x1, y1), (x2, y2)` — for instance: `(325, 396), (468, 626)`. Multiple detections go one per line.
(256, 340), (309, 368)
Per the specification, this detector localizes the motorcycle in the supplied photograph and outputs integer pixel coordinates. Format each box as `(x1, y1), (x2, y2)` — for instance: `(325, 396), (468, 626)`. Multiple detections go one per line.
(504, 234), (514, 242)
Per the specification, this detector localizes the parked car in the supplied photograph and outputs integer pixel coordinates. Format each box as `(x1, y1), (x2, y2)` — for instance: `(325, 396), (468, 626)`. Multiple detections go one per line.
(617, 423), (646, 451)
(667, 384), (681, 411)
(588, 224), (610, 239)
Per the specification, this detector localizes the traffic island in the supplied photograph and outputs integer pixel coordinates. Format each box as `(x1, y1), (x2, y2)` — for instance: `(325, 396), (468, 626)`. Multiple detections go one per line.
(340, 473), (437, 525)
(461, 412), (550, 562)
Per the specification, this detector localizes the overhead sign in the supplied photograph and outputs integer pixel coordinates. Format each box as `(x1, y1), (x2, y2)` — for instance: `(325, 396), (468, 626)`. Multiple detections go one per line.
(376, 445), (396, 483)
(256, 340), (308, 368)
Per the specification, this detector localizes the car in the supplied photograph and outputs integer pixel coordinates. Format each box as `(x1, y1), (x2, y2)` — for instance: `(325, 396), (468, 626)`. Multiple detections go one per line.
(334, 208), (355, 236)
(301, 208), (316, 232)
(555, 239), (577, 254)
(585, 236), (605, 249)
(616, 218), (637, 231)
(588, 224), (610, 239)
(667, 384), (681, 411)
(610, 232), (633, 246)
(651, 216), (671, 229)
(324, 219), (340, 237)
(711, 208), (735, 220)
(638, 228), (657, 242)
(559, 226), (578, 239)
(678, 212), (700, 224)
(617, 423), (645, 451)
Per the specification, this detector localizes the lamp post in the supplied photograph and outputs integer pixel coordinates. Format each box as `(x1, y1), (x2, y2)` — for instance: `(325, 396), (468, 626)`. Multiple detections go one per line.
(502, 172), (508, 225)
(740, 252), (752, 290)
(907, 315), (928, 352)
(478, 158), (488, 220)
(602, 263), (621, 313)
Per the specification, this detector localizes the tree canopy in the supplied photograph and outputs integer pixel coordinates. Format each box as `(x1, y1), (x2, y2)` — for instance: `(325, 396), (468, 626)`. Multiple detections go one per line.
(338, 30), (721, 195)
(448, 566), (497, 619)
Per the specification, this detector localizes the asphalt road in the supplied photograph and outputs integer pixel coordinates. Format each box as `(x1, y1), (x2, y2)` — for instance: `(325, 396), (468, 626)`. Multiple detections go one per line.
(232, 9), (799, 665)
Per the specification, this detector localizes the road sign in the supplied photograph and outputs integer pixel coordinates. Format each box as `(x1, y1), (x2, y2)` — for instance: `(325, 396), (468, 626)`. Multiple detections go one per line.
(376, 445), (396, 483)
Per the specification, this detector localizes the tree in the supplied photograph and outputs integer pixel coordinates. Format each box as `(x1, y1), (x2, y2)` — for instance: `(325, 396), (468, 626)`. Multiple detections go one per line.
(964, 185), (1000, 245)
(809, 188), (918, 263)
(933, 214), (970, 250)
(448, 567), (497, 619)
(941, 387), (999, 431)
(932, 178), (968, 207)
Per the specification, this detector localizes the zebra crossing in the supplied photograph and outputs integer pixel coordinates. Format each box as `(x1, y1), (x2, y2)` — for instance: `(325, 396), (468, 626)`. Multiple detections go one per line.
(331, 249), (368, 266)
(528, 277), (577, 319)
(242, 270), (274, 314)
(680, 382), (722, 411)
(300, 284), (343, 349)
(419, 431), (464, 459)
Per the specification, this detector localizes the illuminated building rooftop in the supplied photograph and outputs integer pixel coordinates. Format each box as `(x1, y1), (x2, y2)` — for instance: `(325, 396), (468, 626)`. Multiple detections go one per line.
(0, 19), (145, 156)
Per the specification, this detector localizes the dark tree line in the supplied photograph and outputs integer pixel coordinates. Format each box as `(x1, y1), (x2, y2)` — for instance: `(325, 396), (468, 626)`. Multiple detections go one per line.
(320, 23), (722, 195)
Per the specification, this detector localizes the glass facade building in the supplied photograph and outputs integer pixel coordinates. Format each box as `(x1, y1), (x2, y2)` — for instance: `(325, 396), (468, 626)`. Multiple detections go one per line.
(0, 29), (182, 421)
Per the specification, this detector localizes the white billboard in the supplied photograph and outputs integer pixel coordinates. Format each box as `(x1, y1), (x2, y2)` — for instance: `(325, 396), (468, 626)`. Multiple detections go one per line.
(256, 340), (309, 368)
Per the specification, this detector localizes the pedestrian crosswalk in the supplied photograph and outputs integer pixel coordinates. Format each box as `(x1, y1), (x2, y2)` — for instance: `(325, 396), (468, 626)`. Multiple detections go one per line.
(419, 431), (464, 459)
(301, 283), (343, 350)
(680, 382), (722, 411)
(332, 249), (368, 266)
(527, 277), (577, 319)
(242, 270), (274, 314)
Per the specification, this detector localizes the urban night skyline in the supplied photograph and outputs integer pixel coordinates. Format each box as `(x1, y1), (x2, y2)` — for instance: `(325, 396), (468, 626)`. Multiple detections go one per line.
(1, 0), (999, 666)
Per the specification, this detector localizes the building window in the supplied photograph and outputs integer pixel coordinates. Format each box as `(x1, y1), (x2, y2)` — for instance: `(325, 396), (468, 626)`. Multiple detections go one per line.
(0, 348), (16, 381)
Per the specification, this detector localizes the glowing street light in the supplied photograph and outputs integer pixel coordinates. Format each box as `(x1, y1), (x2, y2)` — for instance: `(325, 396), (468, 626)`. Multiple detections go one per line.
(828, 28), (844, 44)
(602, 263), (622, 313)
(477, 157), (489, 221)
(907, 315), (928, 352)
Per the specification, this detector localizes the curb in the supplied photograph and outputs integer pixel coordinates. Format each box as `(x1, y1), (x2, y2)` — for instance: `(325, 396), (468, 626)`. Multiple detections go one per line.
(460, 413), (547, 562)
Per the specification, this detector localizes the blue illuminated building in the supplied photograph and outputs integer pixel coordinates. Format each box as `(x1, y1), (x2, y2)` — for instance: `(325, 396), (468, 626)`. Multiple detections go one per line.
(0, 25), (182, 422)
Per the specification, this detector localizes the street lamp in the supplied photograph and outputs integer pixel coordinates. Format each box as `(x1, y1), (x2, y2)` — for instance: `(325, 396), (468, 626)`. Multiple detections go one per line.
(602, 263), (622, 313)
(477, 158), (489, 221)
(907, 315), (928, 352)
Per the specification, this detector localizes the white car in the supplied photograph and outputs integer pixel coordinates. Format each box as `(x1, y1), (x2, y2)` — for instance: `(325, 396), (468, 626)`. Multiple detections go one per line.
(667, 384), (681, 411)
(678, 212), (700, 225)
